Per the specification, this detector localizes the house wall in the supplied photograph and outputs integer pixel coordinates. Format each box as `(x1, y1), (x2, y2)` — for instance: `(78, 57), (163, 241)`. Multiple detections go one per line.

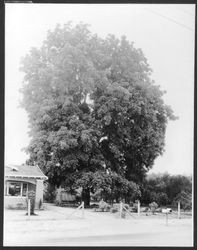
(4, 196), (27, 209)
(35, 179), (44, 209)
(4, 178), (37, 209)
(4, 177), (36, 196)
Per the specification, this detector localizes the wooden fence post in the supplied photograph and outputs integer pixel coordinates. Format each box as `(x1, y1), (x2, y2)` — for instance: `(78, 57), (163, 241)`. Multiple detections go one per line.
(178, 201), (181, 219)
(137, 200), (140, 217)
(166, 213), (168, 225)
(66, 201), (84, 220)
(120, 202), (123, 218)
(82, 201), (84, 218)
(28, 199), (30, 220)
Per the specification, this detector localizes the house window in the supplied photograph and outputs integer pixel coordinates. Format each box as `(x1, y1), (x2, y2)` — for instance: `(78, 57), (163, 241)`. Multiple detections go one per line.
(22, 183), (28, 196)
(8, 182), (21, 196)
(7, 182), (28, 196)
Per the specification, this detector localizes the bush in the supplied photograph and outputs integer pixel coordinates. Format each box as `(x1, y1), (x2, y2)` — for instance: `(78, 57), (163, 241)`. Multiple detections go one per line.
(43, 183), (56, 203)
(98, 200), (111, 211)
(149, 202), (158, 214)
(130, 201), (138, 213)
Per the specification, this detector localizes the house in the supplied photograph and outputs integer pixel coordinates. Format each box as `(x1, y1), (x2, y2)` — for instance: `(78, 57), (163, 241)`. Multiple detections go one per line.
(4, 164), (48, 209)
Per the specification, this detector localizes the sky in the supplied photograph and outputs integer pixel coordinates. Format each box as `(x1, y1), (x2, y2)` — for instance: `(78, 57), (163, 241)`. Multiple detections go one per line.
(5, 4), (195, 175)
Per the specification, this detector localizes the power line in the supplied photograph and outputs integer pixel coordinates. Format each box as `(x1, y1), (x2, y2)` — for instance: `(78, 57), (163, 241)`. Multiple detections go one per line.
(176, 7), (195, 17)
(144, 8), (194, 32)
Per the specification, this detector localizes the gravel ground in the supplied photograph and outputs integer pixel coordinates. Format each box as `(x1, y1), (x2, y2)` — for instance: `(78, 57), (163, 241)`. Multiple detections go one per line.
(3, 203), (193, 246)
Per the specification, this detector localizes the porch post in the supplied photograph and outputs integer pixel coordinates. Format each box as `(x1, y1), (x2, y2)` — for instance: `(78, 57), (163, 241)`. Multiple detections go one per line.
(6, 181), (9, 195)
(20, 183), (23, 196)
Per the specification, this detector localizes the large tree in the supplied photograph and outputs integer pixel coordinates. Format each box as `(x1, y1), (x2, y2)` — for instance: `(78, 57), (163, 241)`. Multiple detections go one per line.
(20, 22), (175, 205)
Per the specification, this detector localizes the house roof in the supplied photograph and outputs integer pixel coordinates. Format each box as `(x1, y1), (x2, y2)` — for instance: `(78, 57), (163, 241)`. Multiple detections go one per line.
(5, 164), (48, 180)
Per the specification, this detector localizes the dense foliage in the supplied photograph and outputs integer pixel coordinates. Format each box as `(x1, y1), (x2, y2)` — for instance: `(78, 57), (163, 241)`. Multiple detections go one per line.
(20, 23), (176, 205)
(141, 173), (192, 209)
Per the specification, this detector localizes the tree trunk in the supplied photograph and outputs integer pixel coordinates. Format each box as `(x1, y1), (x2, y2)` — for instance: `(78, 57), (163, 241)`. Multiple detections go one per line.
(82, 188), (90, 207)
(125, 196), (128, 204)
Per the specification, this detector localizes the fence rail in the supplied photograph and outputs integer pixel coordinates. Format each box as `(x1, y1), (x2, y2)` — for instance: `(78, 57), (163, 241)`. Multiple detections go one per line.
(65, 201), (84, 219)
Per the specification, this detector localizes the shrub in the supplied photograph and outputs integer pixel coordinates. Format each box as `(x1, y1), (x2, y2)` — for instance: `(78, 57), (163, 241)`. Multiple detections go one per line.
(43, 183), (56, 203)
(130, 201), (138, 213)
(149, 202), (158, 214)
(99, 199), (106, 211)
(98, 200), (111, 211)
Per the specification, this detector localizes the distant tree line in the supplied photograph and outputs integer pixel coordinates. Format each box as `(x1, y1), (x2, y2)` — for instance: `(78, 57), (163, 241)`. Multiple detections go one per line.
(140, 173), (192, 209)
(44, 172), (192, 211)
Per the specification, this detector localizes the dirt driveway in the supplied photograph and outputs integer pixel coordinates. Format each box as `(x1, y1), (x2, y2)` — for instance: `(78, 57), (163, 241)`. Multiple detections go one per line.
(4, 203), (193, 246)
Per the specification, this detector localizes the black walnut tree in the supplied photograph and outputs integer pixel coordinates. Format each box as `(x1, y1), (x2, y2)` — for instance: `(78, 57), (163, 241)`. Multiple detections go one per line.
(20, 23), (176, 205)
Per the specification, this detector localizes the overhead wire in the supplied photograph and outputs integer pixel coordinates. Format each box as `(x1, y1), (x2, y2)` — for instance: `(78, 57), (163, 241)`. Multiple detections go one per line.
(176, 7), (195, 17)
(144, 7), (194, 32)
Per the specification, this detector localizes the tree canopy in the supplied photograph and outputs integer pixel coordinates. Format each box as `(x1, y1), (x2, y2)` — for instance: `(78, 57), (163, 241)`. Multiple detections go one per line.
(141, 173), (192, 206)
(20, 22), (176, 205)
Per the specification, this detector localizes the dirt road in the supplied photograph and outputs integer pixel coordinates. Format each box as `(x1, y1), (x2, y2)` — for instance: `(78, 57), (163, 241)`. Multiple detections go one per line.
(4, 203), (193, 246)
